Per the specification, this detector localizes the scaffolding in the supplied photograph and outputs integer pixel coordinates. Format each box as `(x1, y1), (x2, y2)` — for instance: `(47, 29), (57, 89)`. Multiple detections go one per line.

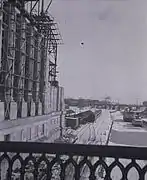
(0, 0), (63, 120)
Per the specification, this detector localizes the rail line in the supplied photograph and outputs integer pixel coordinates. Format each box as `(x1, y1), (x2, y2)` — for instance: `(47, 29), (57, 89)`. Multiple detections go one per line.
(88, 123), (96, 143)
(74, 110), (102, 144)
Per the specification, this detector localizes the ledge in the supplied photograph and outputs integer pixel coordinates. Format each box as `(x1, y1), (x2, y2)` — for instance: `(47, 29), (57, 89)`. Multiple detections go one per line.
(0, 111), (62, 134)
(0, 141), (147, 160)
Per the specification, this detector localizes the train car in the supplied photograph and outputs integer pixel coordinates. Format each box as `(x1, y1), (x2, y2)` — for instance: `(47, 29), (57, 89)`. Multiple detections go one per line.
(132, 111), (142, 127)
(75, 110), (95, 125)
(67, 109), (102, 127)
(132, 118), (143, 127)
(142, 119), (147, 128)
(123, 111), (135, 122)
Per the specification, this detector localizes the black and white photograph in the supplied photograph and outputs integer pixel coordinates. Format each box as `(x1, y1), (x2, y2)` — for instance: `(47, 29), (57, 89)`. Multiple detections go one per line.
(0, 0), (147, 179)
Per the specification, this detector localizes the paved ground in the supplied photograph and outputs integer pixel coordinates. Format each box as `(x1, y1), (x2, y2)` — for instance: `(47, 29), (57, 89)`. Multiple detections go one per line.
(109, 111), (147, 146)
(65, 111), (147, 180)
(108, 111), (147, 180)
(73, 110), (112, 180)
(66, 110), (147, 180)
(75, 111), (147, 180)
(75, 110), (112, 145)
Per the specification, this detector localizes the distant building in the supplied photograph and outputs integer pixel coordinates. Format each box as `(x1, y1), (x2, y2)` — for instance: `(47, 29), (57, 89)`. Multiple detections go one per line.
(65, 98), (100, 108)
(143, 101), (147, 107)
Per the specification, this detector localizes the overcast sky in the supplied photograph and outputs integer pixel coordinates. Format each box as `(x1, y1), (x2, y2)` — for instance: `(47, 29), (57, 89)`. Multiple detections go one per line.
(48, 0), (147, 104)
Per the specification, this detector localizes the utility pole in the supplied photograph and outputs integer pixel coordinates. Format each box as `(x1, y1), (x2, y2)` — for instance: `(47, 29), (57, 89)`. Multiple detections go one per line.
(60, 110), (63, 138)
(136, 98), (139, 110)
(60, 91), (65, 139)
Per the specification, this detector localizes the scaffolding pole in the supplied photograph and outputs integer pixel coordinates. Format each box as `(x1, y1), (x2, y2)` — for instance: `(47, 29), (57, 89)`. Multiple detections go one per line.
(0, 0), (63, 120)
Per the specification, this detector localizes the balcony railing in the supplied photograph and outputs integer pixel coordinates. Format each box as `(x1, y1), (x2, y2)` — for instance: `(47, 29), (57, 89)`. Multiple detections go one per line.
(0, 142), (147, 179)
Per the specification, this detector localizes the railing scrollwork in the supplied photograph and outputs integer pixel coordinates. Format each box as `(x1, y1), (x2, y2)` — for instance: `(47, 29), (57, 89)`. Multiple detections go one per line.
(0, 142), (147, 179)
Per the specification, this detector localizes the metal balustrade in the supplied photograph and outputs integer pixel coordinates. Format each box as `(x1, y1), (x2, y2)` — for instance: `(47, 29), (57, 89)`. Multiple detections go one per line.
(0, 141), (147, 179)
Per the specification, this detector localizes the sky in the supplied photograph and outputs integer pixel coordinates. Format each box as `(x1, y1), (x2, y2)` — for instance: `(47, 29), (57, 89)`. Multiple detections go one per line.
(47, 0), (147, 104)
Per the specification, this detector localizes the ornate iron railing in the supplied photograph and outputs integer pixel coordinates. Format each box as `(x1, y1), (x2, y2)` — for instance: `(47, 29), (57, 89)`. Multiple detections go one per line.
(0, 141), (147, 179)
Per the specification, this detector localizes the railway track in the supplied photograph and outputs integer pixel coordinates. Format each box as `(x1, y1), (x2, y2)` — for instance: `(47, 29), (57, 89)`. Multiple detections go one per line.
(88, 123), (96, 143)
(95, 110), (102, 119)
(73, 124), (90, 144)
(74, 109), (102, 144)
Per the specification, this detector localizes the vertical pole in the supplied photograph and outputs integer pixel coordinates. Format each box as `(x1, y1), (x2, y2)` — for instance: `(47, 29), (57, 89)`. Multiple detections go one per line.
(40, 35), (48, 114)
(54, 43), (57, 81)
(18, 16), (26, 101)
(60, 110), (63, 138)
(38, 0), (40, 16)
(0, 0), (3, 101)
(25, 25), (35, 116)
(60, 87), (65, 138)
(7, 4), (16, 102)
(0, 0), (3, 70)
(14, 15), (26, 117)
(41, 0), (44, 14)
(48, 27), (52, 83)
(33, 32), (41, 115)
(3, 3), (16, 120)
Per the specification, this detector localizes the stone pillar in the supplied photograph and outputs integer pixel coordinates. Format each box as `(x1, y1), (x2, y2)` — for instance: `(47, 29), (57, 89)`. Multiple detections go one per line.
(0, 1), (3, 69)
(57, 87), (61, 112)
(19, 17), (27, 117)
(40, 36), (48, 115)
(56, 86), (59, 112)
(44, 53), (50, 114)
(14, 15), (27, 118)
(33, 33), (42, 115)
(25, 25), (35, 116)
(47, 85), (51, 113)
(3, 4), (17, 120)
(53, 87), (57, 112)
(60, 87), (65, 111)
(50, 86), (53, 112)
(0, 1), (4, 121)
